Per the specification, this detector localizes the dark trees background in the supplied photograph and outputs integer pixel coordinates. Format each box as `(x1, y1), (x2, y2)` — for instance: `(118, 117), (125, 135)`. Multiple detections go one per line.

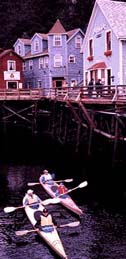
(0, 0), (122, 49)
(0, 0), (95, 49)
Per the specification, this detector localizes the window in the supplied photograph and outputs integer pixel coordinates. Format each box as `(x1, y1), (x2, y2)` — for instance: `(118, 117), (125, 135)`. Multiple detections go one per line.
(8, 60), (16, 71)
(75, 36), (82, 48)
(69, 55), (75, 63)
(39, 58), (44, 69)
(106, 31), (111, 50)
(22, 62), (26, 71)
(53, 35), (62, 46)
(54, 54), (62, 67)
(104, 31), (112, 56)
(101, 69), (105, 84)
(39, 57), (48, 68)
(17, 45), (21, 55)
(44, 57), (49, 67)
(89, 39), (93, 57)
(34, 40), (39, 51)
(101, 69), (105, 78)
(29, 60), (33, 70)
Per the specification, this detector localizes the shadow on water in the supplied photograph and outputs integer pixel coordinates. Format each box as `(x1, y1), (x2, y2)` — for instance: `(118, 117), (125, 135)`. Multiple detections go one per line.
(0, 127), (126, 259)
(0, 126), (126, 211)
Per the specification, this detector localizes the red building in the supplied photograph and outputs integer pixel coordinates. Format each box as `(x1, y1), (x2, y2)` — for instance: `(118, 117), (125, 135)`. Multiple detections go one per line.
(0, 48), (24, 89)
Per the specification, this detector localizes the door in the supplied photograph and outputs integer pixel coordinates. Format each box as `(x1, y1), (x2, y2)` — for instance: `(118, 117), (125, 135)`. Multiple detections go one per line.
(7, 82), (17, 89)
(107, 69), (111, 94)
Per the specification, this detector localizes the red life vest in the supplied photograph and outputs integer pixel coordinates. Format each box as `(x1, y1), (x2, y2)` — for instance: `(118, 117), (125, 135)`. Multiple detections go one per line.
(58, 185), (67, 195)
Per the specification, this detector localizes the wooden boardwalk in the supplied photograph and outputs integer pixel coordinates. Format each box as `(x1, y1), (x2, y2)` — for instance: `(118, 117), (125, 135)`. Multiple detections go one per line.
(0, 85), (125, 103)
(0, 85), (126, 164)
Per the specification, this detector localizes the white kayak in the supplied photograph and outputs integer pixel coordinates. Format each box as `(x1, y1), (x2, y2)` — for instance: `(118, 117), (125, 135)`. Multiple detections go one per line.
(39, 178), (83, 216)
(22, 198), (68, 259)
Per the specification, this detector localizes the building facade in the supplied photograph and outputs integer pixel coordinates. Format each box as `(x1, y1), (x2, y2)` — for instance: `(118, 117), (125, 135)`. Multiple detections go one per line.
(82, 0), (126, 86)
(0, 49), (24, 89)
(14, 19), (84, 89)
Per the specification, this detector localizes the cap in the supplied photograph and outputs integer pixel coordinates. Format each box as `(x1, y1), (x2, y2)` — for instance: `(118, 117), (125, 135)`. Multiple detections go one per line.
(27, 189), (34, 195)
(42, 208), (48, 213)
(43, 169), (48, 174)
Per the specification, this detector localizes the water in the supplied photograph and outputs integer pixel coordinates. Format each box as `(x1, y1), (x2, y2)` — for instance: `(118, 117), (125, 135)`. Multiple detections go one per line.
(0, 164), (126, 259)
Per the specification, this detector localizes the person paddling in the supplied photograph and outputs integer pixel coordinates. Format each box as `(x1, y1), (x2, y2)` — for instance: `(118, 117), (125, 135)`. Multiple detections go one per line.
(55, 183), (68, 198)
(35, 208), (57, 232)
(23, 189), (42, 209)
(40, 169), (54, 185)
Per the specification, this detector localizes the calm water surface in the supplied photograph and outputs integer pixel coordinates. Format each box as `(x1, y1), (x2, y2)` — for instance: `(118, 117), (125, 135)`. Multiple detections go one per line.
(0, 165), (126, 259)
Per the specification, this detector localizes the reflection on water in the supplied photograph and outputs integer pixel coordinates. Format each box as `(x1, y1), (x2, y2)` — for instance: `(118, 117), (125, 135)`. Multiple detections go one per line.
(0, 165), (126, 259)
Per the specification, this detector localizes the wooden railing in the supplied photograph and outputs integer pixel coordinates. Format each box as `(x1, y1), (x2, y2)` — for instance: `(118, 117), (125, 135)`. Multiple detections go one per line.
(0, 85), (126, 102)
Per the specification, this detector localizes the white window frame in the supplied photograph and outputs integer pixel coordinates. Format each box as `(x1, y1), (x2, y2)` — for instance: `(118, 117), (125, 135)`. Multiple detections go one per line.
(39, 58), (44, 69)
(29, 60), (33, 70)
(34, 40), (39, 51)
(7, 60), (16, 71)
(54, 54), (62, 67)
(53, 35), (62, 46)
(44, 56), (49, 68)
(75, 36), (82, 48)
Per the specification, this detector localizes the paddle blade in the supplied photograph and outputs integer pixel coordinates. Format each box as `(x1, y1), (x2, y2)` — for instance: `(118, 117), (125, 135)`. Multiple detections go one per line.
(42, 197), (61, 205)
(65, 178), (73, 182)
(15, 230), (30, 236)
(27, 182), (40, 186)
(15, 228), (39, 236)
(79, 181), (88, 188)
(68, 221), (80, 227)
(4, 207), (16, 213)
(60, 221), (80, 228)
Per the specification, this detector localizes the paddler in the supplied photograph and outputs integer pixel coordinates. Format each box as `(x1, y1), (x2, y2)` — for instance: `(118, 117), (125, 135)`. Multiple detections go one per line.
(39, 169), (54, 185)
(23, 189), (42, 209)
(35, 208), (57, 232)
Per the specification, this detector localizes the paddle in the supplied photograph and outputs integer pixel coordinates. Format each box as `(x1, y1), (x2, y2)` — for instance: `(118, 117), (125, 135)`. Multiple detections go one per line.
(4, 197), (61, 213)
(59, 180), (88, 198)
(27, 178), (73, 186)
(15, 221), (80, 236)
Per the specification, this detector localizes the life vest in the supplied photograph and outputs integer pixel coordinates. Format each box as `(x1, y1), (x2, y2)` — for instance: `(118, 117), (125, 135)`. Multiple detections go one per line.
(41, 173), (53, 185)
(40, 214), (53, 227)
(26, 194), (39, 204)
(58, 185), (67, 195)
(44, 173), (52, 181)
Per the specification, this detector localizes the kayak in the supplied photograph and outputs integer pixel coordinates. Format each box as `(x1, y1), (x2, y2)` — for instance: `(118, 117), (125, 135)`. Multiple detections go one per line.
(39, 178), (83, 216)
(22, 198), (68, 259)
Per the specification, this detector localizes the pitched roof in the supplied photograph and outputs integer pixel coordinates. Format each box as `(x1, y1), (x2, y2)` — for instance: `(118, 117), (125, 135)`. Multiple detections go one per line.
(67, 29), (79, 38)
(48, 19), (66, 34)
(18, 38), (31, 45)
(97, 0), (126, 39)
(37, 33), (48, 40)
(0, 49), (24, 60)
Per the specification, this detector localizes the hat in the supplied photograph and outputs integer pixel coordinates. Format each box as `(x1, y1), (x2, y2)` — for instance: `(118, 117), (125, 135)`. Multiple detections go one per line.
(27, 189), (34, 194)
(43, 169), (48, 174)
(42, 208), (48, 213)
